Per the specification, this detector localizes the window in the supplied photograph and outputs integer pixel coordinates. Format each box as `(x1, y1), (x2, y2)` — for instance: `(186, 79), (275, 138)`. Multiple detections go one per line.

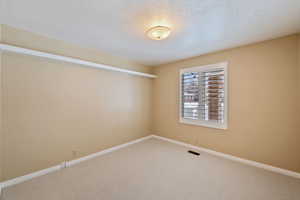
(179, 62), (228, 129)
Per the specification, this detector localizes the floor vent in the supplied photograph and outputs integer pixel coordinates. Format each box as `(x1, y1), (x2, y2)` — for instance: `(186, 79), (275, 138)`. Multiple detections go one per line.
(188, 150), (200, 156)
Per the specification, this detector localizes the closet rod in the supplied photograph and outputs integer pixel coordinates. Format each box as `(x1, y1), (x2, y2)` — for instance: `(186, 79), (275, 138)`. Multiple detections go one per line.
(0, 43), (157, 79)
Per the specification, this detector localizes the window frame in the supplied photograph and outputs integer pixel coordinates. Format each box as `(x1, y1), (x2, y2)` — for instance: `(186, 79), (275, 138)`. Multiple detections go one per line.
(179, 62), (228, 130)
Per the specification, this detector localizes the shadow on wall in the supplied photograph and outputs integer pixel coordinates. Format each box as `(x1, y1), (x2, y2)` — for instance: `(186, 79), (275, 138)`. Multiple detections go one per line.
(0, 24), (153, 181)
(153, 34), (300, 173)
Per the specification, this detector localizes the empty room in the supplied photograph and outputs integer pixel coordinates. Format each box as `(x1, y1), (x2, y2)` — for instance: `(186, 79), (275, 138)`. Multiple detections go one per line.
(0, 0), (300, 199)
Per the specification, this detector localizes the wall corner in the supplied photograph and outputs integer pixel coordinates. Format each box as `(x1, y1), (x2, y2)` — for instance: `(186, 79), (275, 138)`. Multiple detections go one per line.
(0, 23), (3, 182)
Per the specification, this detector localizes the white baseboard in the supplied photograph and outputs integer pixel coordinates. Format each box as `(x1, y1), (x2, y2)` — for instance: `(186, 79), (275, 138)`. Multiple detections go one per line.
(1, 134), (299, 193)
(0, 165), (61, 189)
(67, 135), (152, 167)
(0, 135), (153, 190)
(152, 135), (300, 179)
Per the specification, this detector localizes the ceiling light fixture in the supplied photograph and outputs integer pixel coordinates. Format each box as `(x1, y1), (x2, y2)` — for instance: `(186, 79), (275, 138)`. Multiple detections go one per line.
(147, 26), (171, 40)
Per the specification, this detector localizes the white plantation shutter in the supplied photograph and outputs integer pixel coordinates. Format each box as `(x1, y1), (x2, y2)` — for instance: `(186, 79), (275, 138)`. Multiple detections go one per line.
(182, 72), (200, 120)
(180, 62), (228, 129)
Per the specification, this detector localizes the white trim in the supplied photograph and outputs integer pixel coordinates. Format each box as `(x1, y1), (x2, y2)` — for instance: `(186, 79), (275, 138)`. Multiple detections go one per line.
(0, 43), (157, 79)
(0, 165), (61, 189)
(0, 135), (153, 189)
(1, 134), (299, 191)
(179, 118), (227, 129)
(67, 135), (152, 167)
(179, 62), (228, 129)
(152, 135), (300, 179)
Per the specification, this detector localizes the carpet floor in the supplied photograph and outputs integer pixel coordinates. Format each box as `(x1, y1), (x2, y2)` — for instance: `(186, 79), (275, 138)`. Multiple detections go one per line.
(2, 138), (300, 200)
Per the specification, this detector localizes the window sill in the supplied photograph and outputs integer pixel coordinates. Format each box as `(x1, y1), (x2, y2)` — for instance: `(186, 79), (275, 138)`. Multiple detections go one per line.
(179, 118), (228, 130)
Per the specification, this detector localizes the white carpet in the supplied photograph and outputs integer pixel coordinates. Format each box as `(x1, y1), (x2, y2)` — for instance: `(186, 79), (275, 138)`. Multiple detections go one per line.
(2, 138), (300, 200)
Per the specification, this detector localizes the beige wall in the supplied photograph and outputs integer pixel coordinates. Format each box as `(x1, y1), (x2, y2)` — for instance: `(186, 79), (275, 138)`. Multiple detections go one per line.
(0, 24), (3, 181)
(0, 53), (2, 182)
(298, 34), (300, 127)
(298, 34), (300, 111)
(1, 25), (152, 74)
(1, 25), (153, 181)
(153, 35), (300, 172)
(0, 24), (299, 181)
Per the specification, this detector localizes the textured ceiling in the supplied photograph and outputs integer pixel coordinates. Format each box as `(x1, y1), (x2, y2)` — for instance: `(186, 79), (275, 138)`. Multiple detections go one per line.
(1, 0), (300, 66)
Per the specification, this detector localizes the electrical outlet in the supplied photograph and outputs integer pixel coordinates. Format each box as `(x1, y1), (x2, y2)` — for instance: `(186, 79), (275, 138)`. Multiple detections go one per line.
(72, 150), (78, 158)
